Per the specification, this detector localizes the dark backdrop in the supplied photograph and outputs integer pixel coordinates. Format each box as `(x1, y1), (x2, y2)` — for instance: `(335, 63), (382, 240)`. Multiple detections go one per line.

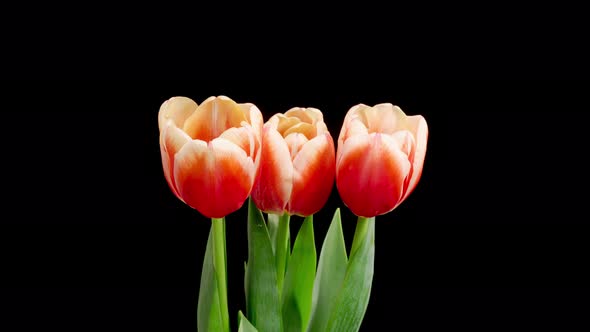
(1, 80), (588, 331)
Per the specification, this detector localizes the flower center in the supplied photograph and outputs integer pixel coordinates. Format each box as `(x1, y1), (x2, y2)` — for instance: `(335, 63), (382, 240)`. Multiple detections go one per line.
(276, 113), (317, 140)
(183, 97), (247, 142)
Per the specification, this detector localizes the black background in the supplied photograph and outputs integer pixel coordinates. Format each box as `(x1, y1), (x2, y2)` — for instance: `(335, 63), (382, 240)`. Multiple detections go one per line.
(1, 80), (588, 331)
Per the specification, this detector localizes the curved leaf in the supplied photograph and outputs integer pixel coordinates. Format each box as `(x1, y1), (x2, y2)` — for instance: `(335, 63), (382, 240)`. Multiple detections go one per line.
(238, 311), (258, 332)
(306, 209), (348, 332)
(282, 216), (316, 332)
(197, 226), (223, 332)
(325, 217), (375, 332)
(245, 198), (283, 331)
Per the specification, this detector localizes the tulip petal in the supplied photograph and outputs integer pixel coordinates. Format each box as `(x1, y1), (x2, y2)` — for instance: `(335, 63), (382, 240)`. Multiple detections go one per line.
(338, 104), (368, 145)
(284, 122), (316, 140)
(173, 138), (255, 218)
(251, 127), (294, 214)
(284, 132), (310, 161)
(158, 96), (198, 131)
(391, 130), (416, 201)
(160, 140), (181, 200)
(303, 107), (324, 123)
(220, 126), (253, 157)
(315, 121), (329, 136)
(160, 124), (192, 199)
(344, 118), (369, 141)
(361, 103), (407, 135)
(241, 103), (263, 163)
(276, 114), (302, 135)
(289, 133), (336, 216)
(245, 103), (264, 140)
(400, 115), (428, 202)
(183, 96), (248, 142)
(285, 107), (315, 124)
(337, 133), (411, 217)
(391, 130), (415, 159)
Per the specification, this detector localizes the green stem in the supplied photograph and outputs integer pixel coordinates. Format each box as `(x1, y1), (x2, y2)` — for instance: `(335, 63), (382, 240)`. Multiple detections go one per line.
(276, 213), (291, 295)
(212, 217), (230, 332)
(351, 216), (375, 256)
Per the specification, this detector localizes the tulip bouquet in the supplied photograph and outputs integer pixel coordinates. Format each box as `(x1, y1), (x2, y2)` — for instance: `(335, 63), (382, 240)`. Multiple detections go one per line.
(158, 96), (428, 332)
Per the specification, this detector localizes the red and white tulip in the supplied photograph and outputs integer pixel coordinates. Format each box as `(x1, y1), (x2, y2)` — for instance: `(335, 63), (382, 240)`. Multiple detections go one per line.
(336, 103), (428, 217)
(252, 107), (335, 216)
(158, 96), (263, 218)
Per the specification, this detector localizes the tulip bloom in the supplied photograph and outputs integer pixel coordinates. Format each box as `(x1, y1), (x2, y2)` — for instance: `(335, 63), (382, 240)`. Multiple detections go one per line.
(251, 107), (335, 216)
(158, 96), (263, 218)
(336, 103), (428, 217)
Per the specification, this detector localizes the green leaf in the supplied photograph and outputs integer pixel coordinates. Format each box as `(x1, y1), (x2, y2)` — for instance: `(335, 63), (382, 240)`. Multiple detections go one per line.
(268, 213), (280, 254)
(275, 213), (291, 297)
(245, 198), (283, 331)
(197, 226), (223, 332)
(306, 209), (348, 332)
(238, 311), (258, 332)
(325, 217), (375, 332)
(285, 230), (291, 281)
(282, 215), (316, 332)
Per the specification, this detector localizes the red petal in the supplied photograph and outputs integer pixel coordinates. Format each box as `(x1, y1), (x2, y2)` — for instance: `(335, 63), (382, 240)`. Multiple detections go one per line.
(288, 133), (336, 216)
(251, 126), (293, 214)
(173, 139), (255, 218)
(336, 133), (411, 217)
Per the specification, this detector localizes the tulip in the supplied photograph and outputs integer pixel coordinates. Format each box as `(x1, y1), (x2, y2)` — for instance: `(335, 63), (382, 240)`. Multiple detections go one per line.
(251, 107), (336, 217)
(158, 95), (263, 218)
(336, 103), (428, 217)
